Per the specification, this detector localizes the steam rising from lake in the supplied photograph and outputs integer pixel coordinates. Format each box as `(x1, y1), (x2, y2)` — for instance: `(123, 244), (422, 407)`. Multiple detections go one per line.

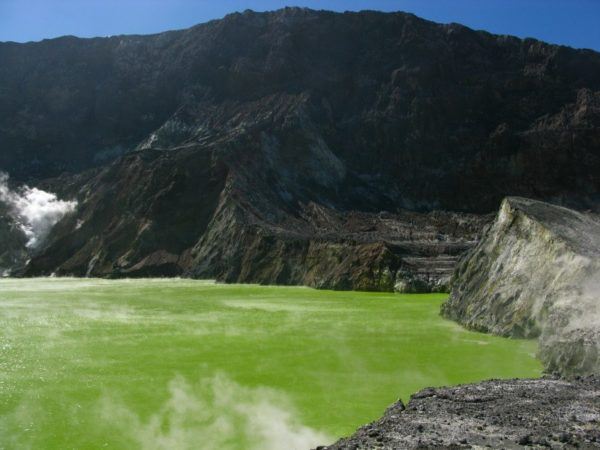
(99, 374), (331, 450)
(0, 279), (541, 448)
(0, 172), (77, 248)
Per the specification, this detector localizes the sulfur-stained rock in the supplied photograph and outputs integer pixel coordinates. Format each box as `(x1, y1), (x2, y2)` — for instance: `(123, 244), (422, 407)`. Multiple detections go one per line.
(442, 197), (600, 375)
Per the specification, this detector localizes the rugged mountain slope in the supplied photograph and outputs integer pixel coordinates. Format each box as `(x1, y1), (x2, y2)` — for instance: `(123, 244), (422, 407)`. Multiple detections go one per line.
(323, 376), (600, 449)
(443, 197), (600, 375)
(0, 203), (28, 275)
(24, 125), (488, 291)
(2, 8), (600, 286)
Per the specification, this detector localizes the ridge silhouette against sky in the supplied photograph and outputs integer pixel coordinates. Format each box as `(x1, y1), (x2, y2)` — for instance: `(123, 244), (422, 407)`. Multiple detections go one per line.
(0, 0), (599, 51)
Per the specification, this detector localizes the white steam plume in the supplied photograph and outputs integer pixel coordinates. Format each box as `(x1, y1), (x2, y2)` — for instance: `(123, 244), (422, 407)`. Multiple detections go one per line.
(98, 374), (333, 450)
(0, 172), (77, 249)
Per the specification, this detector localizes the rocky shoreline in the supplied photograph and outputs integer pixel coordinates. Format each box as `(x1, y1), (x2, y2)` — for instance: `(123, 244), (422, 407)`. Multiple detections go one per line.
(322, 376), (600, 449)
(322, 197), (600, 449)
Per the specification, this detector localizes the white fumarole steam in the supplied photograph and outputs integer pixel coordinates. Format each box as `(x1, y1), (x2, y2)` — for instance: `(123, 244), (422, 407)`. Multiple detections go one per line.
(0, 172), (77, 248)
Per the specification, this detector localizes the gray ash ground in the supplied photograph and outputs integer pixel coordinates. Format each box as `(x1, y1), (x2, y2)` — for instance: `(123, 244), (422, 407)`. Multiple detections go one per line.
(322, 376), (600, 449)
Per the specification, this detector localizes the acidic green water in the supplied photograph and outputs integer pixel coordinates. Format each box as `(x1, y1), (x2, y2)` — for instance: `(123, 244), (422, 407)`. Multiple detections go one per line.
(0, 278), (541, 449)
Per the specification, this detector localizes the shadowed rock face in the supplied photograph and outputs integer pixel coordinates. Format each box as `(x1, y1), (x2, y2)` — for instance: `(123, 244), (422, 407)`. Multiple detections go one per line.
(2, 8), (600, 288)
(0, 203), (28, 275)
(323, 376), (600, 449)
(24, 146), (489, 290)
(188, 202), (489, 291)
(443, 197), (600, 375)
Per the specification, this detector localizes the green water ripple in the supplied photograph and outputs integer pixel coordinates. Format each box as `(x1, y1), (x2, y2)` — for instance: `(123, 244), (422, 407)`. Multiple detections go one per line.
(0, 278), (541, 449)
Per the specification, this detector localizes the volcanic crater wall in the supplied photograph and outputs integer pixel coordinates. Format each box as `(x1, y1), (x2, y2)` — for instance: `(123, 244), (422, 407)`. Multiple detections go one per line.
(1, 8), (600, 289)
(443, 197), (600, 375)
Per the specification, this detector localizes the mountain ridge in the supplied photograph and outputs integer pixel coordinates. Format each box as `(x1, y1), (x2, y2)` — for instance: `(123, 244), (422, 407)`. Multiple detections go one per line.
(1, 8), (599, 287)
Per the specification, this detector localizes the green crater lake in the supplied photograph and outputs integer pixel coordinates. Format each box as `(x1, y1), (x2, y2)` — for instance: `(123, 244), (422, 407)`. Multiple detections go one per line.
(0, 278), (541, 449)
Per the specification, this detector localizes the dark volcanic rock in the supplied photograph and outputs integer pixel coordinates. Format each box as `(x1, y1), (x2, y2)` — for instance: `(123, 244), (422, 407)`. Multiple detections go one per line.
(2, 9), (600, 210)
(24, 142), (488, 290)
(0, 202), (28, 275)
(188, 202), (488, 291)
(443, 197), (600, 375)
(323, 376), (600, 449)
(2, 8), (600, 287)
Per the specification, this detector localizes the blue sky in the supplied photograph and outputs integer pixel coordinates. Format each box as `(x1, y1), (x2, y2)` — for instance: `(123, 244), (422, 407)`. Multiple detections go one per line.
(1, 0), (599, 51)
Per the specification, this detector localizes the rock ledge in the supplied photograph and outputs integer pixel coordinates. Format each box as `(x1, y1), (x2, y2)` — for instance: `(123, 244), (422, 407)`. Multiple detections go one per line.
(323, 376), (600, 449)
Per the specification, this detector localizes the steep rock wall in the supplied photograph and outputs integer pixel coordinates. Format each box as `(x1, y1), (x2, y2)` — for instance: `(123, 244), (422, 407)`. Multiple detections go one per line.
(5, 8), (600, 286)
(442, 197), (600, 375)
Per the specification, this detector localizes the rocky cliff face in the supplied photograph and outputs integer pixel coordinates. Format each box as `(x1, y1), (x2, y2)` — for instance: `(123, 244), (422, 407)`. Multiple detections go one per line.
(0, 203), (28, 275)
(443, 197), (600, 375)
(2, 8), (600, 288)
(24, 146), (488, 291)
(323, 376), (600, 449)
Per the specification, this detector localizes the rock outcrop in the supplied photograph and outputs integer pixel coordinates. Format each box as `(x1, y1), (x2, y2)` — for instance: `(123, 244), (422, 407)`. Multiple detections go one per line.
(1, 8), (600, 288)
(188, 202), (488, 292)
(24, 147), (488, 290)
(0, 203), (28, 276)
(443, 197), (600, 375)
(323, 376), (600, 449)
